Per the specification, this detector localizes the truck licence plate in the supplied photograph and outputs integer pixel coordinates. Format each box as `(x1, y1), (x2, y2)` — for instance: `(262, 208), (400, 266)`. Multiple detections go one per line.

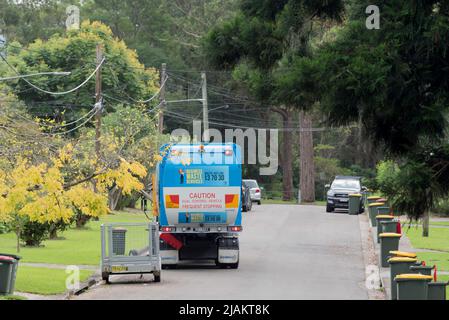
(111, 266), (128, 273)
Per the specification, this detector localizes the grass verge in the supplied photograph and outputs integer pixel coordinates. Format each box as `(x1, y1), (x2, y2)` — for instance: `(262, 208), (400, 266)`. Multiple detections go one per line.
(15, 266), (92, 295)
(404, 227), (449, 253)
(0, 210), (148, 266)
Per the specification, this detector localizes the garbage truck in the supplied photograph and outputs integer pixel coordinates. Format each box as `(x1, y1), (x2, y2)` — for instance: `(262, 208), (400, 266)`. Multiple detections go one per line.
(152, 143), (243, 269)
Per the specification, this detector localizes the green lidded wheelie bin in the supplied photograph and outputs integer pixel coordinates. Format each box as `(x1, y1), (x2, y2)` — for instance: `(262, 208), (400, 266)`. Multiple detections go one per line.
(395, 274), (433, 300)
(381, 220), (399, 234)
(112, 227), (127, 255)
(368, 202), (385, 227)
(348, 194), (362, 215)
(379, 233), (401, 267)
(427, 282), (448, 300)
(388, 257), (420, 300)
(410, 264), (434, 276)
(376, 215), (394, 243)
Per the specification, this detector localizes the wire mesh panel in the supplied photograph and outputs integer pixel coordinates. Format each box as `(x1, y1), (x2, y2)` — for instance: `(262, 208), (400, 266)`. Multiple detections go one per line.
(101, 223), (161, 278)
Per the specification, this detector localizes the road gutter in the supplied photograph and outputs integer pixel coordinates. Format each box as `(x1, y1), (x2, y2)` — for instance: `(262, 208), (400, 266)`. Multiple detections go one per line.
(358, 213), (386, 300)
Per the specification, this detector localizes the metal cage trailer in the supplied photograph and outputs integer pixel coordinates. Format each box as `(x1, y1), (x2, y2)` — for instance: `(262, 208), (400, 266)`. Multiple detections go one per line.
(101, 222), (161, 283)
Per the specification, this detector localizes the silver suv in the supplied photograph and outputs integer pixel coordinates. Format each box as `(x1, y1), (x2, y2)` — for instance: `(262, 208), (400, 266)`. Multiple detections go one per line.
(326, 176), (365, 213)
(243, 179), (262, 205)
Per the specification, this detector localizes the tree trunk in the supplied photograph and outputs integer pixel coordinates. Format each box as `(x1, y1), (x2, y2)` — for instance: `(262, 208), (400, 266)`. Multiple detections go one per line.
(49, 226), (58, 240)
(299, 111), (315, 203)
(108, 185), (122, 211)
(422, 211), (430, 237)
(281, 110), (294, 201)
(16, 229), (20, 253)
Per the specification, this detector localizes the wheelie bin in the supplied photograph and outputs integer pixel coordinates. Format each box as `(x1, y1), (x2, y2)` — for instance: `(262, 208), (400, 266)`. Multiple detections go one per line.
(379, 233), (401, 267)
(410, 264), (434, 276)
(388, 257), (420, 300)
(348, 194), (362, 215)
(368, 202), (385, 227)
(0, 253), (21, 295)
(367, 196), (381, 205)
(381, 220), (400, 234)
(0, 256), (16, 295)
(427, 282), (448, 300)
(389, 251), (417, 259)
(395, 274), (433, 300)
(112, 228), (127, 255)
(376, 215), (394, 243)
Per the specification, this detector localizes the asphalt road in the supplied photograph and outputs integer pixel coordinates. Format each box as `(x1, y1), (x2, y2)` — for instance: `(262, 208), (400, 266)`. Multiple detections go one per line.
(75, 204), (368, 300)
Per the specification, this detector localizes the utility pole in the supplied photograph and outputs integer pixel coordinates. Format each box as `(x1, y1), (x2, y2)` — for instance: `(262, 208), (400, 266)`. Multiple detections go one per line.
(158, 63), (167, 134)
(95, 44), (103, 162)
(201, 71), (209, 142)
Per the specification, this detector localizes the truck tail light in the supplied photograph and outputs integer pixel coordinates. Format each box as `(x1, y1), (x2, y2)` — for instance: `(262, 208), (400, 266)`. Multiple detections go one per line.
(228, 226), (242, 232)
(161, 226), (176, 232)
(255, 189), (260, 193)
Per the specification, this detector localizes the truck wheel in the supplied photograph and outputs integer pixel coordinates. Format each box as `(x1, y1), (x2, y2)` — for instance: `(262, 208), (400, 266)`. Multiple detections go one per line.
(257, 200), (261, 205)
(230, 261), (239, 269)
(326, 204), (334, 213)
(102, 272), (110, 284)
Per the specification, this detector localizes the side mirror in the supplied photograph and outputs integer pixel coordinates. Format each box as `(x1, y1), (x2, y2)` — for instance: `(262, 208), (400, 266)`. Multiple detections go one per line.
(260, 186), (265, 190)
(325, 184), (330, 189)
(361, 186), (368, 191)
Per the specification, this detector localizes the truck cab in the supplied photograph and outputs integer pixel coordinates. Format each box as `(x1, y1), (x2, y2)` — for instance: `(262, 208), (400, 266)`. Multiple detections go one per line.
(155, 143), (243, 269)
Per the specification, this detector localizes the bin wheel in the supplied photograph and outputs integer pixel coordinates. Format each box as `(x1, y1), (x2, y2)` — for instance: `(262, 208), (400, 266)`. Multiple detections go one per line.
(102, 272), (110, 284)
(154, 274), (161, 283)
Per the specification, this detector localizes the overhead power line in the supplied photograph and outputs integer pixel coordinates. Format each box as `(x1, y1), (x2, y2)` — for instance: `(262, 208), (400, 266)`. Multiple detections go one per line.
(0, 54), (105, 96)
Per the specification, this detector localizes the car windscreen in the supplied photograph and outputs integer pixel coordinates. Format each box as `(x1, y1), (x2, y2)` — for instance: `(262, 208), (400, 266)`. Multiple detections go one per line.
(331, 179), (360, 190)
(243, 180), (258, 188)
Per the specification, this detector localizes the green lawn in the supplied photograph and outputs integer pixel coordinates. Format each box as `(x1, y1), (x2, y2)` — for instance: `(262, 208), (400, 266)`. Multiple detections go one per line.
(14, 266), (92, 295)
(0, 211), (149, 266)
(404, 227), (449, 253)
(0, 295), (27, 300)
(416, 252), (449, 272)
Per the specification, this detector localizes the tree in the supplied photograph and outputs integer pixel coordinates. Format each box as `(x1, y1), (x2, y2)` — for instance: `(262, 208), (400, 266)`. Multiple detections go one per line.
(316, 1), (449, 232)
(204, 0), (344, 202)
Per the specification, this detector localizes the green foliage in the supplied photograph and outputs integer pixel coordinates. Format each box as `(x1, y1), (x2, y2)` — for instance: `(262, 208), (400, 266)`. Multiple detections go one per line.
(318, 1), (449, 155)
(375, 160), (400, 196)
(431, 199), (449, 216)
(20, 219), (49, 247)
(0, 222), (10, 234)
(4, 21), (159, 125)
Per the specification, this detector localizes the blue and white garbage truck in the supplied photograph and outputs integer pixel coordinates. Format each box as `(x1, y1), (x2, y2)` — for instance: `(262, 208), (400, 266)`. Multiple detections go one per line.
(152, 143), (243, 269)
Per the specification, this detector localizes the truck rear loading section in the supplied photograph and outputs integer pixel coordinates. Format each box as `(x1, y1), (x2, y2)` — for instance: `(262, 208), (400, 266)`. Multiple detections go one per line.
(154, 143), (243, 269)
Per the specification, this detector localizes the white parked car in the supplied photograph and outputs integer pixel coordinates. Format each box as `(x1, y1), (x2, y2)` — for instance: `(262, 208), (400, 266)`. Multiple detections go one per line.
(243, 179), (262, 205)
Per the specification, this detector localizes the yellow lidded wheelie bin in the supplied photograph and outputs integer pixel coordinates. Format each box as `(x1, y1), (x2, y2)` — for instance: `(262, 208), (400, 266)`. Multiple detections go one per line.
(395, 274), (433, 300)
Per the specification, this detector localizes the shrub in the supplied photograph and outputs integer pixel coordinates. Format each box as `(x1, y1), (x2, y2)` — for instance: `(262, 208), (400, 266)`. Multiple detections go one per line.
(376, 160), (400, 196)
(20, 220), (48, 247)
